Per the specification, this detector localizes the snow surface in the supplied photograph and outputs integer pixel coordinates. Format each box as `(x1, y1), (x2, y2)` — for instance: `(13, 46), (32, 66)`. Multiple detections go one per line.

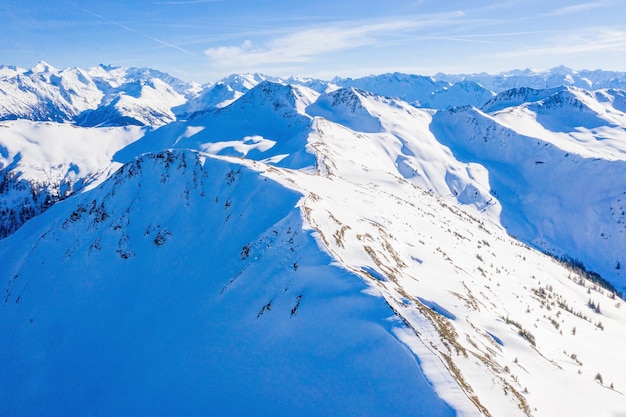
(0, 150), (458, 417)
(2, 65), (626, 417)
(0, 120), (147, 237)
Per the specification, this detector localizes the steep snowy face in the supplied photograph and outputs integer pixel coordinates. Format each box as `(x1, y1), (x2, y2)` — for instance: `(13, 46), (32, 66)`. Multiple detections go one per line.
(0, 149), (458, 417)
(481, 83), (626, 122)
(317, 74), (495, 109)
(488, 90), (626, 161)
(0, 65), (25, 78)
(332, 73), (496, 109)
(122, 67), (201, 97)
(435, 84), (626, 290)
(481, 86), (567, 113)
(431, 106), (626, 288)
(219, 72), (270, 91)
(599, 88), (626, 110)
(306, 88), (385, 133)
(284, 76), (340, 94)
(229, 80), (320, 116)
(521, 87), (624, 130)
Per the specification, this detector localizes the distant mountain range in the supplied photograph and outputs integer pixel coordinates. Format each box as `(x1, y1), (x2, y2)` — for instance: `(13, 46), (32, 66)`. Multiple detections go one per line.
(2, 61), (626, 126)
(2, 62), (626, 417)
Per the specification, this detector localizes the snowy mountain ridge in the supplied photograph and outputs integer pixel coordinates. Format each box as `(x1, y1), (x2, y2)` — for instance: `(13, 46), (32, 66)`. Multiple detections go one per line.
(3, 62), (626, 128)
(0, 61), (200, 127)
(2, 64), (626, 417)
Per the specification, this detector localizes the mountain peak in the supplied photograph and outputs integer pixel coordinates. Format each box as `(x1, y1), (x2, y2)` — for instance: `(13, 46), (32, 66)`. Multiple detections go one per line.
(0, 64), (25, 79)
(549, 64), (574, 75)
(221, 73), (272, 91)
(97, 63), (120, 71)
(234, 80), (319, 115)
(481, 85), (567, 112)
(28, 60), (57, 74)
(306, 87), (384, 133)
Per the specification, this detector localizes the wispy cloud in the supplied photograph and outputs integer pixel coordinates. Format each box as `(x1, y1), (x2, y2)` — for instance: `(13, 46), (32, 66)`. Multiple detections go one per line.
(543, 1), (618, 16)
(384, 33), (491, 44)
(204, 13), (469, 68)
(497, 28), (626, 57)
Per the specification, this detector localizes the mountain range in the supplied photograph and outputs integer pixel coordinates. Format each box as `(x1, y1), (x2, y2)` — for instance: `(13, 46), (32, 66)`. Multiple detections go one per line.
(1, 62), (626, 417)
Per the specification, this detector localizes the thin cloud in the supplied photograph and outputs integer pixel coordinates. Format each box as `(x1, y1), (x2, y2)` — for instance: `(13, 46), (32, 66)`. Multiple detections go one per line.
(204, 13), (468, 67)
(543, 1), (618, 16)
(383, 33), (491, 44)
(458, 31), (558, 39)
(497, 28), (626, 57)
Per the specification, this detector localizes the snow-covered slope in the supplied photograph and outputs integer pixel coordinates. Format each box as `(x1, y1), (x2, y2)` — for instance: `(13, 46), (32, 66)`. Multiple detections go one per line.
(74, 77), (189, 127)
(124, 79), (626, 293)
(269, 115), (626, 417)
(0, 149), (459, 417)
(0, 120), (147, 238)
(2, 64), (626, 417)
(116, 81), (319, 169)
(431, 104), (626, 289)
(481, 86), (566, 113)
(305, 87), (496, 213)
(430, 85), (626, 289)
(330, 67), (626, 108)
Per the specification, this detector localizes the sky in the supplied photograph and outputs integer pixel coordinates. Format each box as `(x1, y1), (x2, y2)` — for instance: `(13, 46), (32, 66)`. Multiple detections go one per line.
(1, 0), (626, 83)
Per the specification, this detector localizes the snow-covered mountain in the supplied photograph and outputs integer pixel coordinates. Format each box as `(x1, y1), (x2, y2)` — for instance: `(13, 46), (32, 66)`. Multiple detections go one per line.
(4, 63), (625, 126)
(435, 65), (626, 92)
(2, 64), (626, 417)
(0, 61), (200, 126)
(0, 120), (147, 238)
(1, 149), (463, 416)
(431, 86), (626, 285)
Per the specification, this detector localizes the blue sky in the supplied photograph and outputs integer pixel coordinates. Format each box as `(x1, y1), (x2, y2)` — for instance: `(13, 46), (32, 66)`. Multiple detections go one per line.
(1, 0), (625, 82)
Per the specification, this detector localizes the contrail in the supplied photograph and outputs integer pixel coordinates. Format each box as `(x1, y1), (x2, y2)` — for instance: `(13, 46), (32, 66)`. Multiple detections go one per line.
(65, 1), (197, 56)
